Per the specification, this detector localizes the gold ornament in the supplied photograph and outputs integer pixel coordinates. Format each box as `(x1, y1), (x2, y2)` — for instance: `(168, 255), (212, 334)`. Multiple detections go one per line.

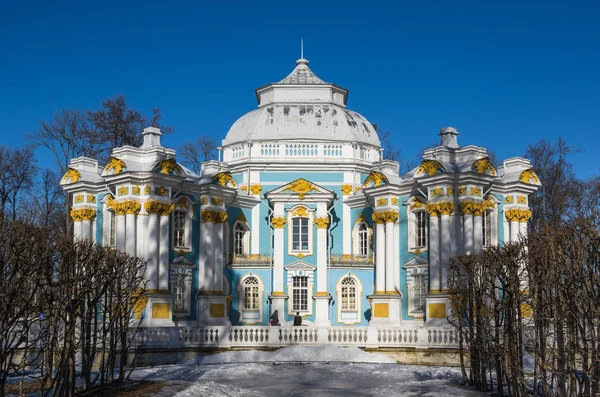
(471, 157), (497, 176)
(341, 184), (353, 195)
(250, 184), (262, 195)
(285, 179), (317, 200)
(384, 211), (399, 223)
(363, 171), (389, 187)
(371, 212), (386, 224)
(201, 210), (216, 223)
(410, 198), (424, 210)
(504, 195), (514, 204)
(155, 186), (169, 197)
(144, 200), (174, 216)
(292, 206), (308, 217)
(272, 217), (286, 228)
(241, 185), (248, 192)
(315, 217), (330, 228)
(112, 200), (141, 215)
(200, 196), (208, 205)
(74, 194), (84, 204)
(415, 160), (444, 177)
(211, 197), (222, 205)
(213, 172), (237, 187)
(61, 168), (81, 184)
(70, 208), (96, 222)
(517, 195), (527, 204)
(377, 198), (388, 207)
(88, 194), (96, 203)
(105, 157), (127, 175)
(118, 186), (129, 196)
(505, 208), (532, 222)
(391, 197), (398, 205)
(447, 187), (454, 197)
(214, 212), (228, 224)
(519, 169), (540, 185)
(458, 186), (467, 196)
(132, 186), (141, 195)
(144, 185), (151, 195)
(470, 187), (481, 196)
(154, 159), (183, 176)
(176, 197), (190, 209)
(431, 187), (444, 197)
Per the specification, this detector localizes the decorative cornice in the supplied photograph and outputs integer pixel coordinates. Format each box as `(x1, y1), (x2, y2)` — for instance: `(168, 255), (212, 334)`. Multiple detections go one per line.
(505, 208), (532, 222)
(112, 200), (141, 215)
(272, 216), (286, 229)
(200, 210), (228, 223)
(144, 200), (173, 216)
(426, 201), (454, 216)
(315, 217), (329, 228)
(372, 211), (398, 224)
(70, 208), (96, 222)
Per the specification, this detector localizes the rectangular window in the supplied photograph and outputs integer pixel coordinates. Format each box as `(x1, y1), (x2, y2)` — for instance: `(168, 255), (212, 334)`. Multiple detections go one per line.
(108, 211), (116, 247)
(292, 276), (309, 312)
(483, 210), (491, 247)
(244, 286), (259, 310)
(412, 274), (426, 312)
(174, 210), (186, 248)
(292, 218), (309, 251)
(415, 211), (427, 248)
(341, 284), (356, 310)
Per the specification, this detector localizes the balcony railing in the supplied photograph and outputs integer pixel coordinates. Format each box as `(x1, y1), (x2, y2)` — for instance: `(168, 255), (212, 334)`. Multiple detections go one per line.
(230, 254), (272, 266)
(330, 255), (374, 267)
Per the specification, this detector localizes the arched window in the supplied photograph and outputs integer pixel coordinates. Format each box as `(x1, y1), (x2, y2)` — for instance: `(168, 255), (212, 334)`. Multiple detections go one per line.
(341, 277), (357, 310)
(292, 218), (309, 251)
(415, 211), (427, 249)
(172, 197), (192, 251)
(173, 210), (186, 248)
(173, 273), (186, 311)
(243, 276), (259, 310)
(238, 274), (264, 324)
(287, 206), (314, 256)
(108, 210), (116, 247)
(482, 209), (492, 247)
(357, 223), (369, 256)
(233, 221), (249, 256)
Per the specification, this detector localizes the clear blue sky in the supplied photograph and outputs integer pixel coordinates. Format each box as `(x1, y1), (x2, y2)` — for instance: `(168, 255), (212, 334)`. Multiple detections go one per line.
(1, 0), (599, 177)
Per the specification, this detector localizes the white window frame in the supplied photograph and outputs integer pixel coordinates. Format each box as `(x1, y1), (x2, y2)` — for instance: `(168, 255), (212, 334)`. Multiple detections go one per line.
(403, 257), (429, 318)
(353, 221), (371, 257)
(238, 273), (264, 324)
(285, 262), (315, 316)
(287, 206), (314, 256)
(108, 210), (116, 247)
(483, 197), (499, 247)
(406, 197), (428, 253)
(336, 274), (363, 324)
(172, 198), (192, 251)
(101, 194), (116, 247)
(169, 258), (195, 317)
(233, 221), (250, 257)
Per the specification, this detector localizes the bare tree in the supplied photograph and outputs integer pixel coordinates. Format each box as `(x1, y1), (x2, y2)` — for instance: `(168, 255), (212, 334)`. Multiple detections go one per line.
(0, 147), (38, 219)
(372, 123), (402, 168)
(178, 135), (218, 174)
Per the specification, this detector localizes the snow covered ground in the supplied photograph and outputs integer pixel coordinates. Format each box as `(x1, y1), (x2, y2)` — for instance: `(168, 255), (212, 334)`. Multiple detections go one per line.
(132, 346), (487, 396)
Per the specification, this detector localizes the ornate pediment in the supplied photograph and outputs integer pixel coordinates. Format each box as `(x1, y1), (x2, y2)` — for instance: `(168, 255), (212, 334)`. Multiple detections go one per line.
(267, 178), (332, 200)
(284, 261), (317, 272)
(402, 256), (428, 270)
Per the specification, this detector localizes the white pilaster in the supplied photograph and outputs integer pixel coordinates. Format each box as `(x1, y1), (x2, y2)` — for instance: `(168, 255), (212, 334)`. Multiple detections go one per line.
(429, 213), (440, 292)
(375, 221), (386, 293)
(440, 213), (451, 291)
(473, 214), (483, 253)
(116, 214), (126, 252)
(519, 221), (527, 239)
(385, 219), (395, 293)
(213, 220), (224, 292)
(510, 220), (520, 242)
(73, 220), (82, 240)
(394, 221), (400, 292)
(147, 214), (159, 290)
(342, 202), (351, 254)
(81, 220), (91, 240)
(463, 213), (473, 254)
(251, 204), (260, 255)
(159, 214), (170, 291)
(126, 213), (136, 256)
(204, 221), (214, 291)
(271, 203), (287, 317)
(314, 204), (330, 325)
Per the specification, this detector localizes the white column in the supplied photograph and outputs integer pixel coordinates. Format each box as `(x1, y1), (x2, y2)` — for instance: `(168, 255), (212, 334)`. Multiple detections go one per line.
(385, 217), (395, 293)
(428, 212), (440, 292)
(213, 218), (224, 292)
(159, 213), (170, 291)
(199, 220), (208, 293)
(81, 219), (91, 240)
(251, 204), (260, 255)
(510, 220), (520, 242)
(272, 221), (285, 294)
(463, 213), (473, 254)
(342, 202), (351, 254)
(519, 220), (528, 239)
(375, 219), (386, 293)
(73, 220), (82, 240)
(137, 213), (147, 260)
(116, 213), (126, 252)
(440, 213), (451, 291)
(147, 214), (159, 290)
(203, 221), (214, 292)
(126, 213), (136, 256)
(316, 209), (328, 294)
(473, 213), (483, 253)
(394, 221), (400, 292)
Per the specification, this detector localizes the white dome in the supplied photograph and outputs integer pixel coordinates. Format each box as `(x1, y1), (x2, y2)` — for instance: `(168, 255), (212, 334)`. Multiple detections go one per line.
(222, 59), (381, 148)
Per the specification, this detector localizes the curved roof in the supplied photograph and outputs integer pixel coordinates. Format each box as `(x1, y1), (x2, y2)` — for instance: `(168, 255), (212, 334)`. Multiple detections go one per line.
(223, 103), (380, 146)
(223, 58), (381, 147)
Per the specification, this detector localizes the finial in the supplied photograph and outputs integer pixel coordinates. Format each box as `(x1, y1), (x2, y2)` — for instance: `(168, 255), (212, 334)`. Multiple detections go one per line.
(301, 38), (304, 59)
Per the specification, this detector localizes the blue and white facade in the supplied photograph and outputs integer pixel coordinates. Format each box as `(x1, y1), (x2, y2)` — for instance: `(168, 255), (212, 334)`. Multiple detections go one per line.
(61, 58), (540, 331)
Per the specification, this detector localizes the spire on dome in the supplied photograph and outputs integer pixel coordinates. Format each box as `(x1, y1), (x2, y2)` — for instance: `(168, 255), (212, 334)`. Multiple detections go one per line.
(277, 57), (327, 85)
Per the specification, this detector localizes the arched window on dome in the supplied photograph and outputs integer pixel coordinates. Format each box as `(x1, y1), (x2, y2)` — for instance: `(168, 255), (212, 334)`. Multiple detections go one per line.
(238, 274), (264, 324)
